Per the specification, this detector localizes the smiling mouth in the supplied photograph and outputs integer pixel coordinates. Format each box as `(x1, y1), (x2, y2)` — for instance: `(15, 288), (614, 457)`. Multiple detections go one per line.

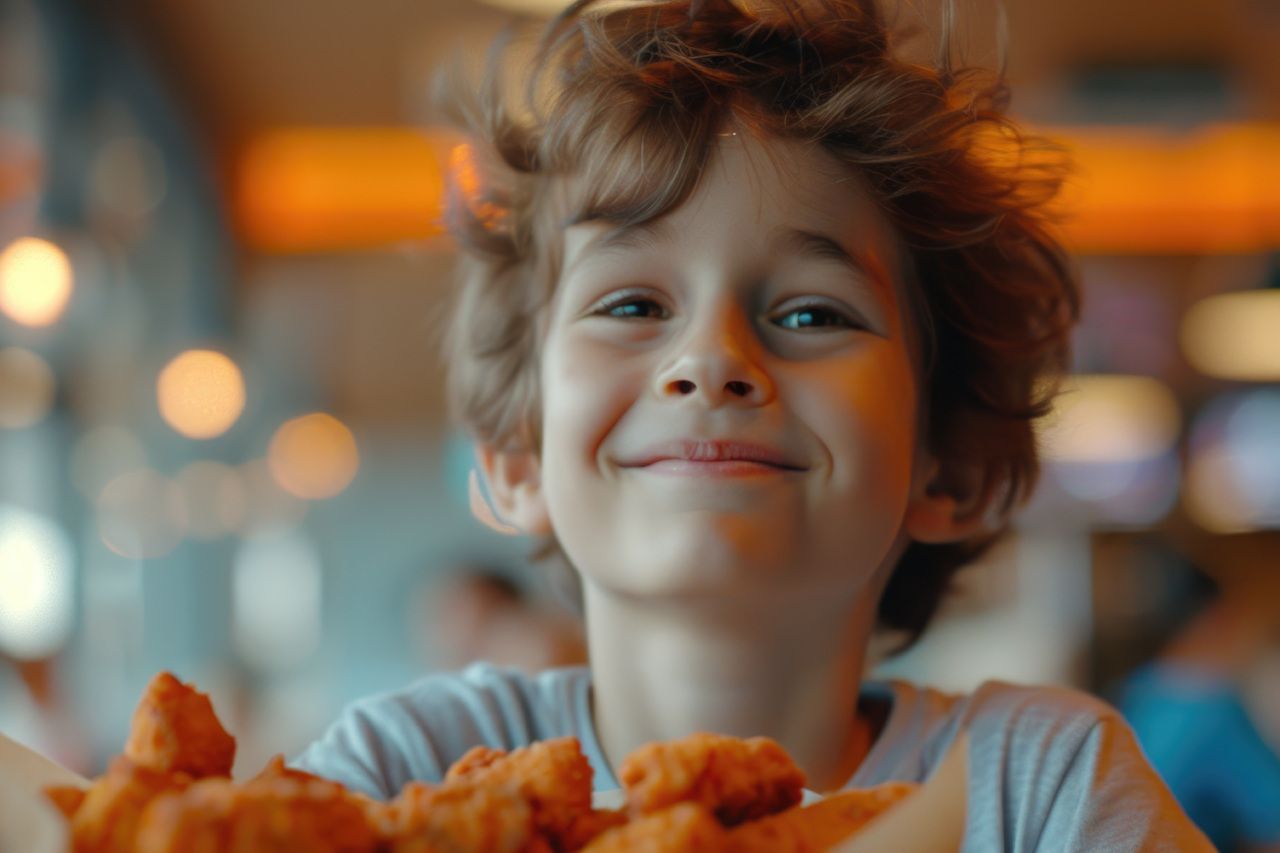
(633, 458), (801, 477)
(618, 440), (807, 476)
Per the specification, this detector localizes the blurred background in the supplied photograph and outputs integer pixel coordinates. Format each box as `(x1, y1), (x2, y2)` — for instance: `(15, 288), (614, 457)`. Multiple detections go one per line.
(1, 0), (1278, 847)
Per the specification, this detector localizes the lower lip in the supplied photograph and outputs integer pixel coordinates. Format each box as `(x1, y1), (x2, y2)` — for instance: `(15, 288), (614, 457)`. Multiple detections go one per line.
(635, 460), (797, 477)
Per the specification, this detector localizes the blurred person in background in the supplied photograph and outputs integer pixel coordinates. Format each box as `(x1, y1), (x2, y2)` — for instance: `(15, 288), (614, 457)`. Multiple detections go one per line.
(419, 564), (585, 672)
(1118, 530), (1280, 852)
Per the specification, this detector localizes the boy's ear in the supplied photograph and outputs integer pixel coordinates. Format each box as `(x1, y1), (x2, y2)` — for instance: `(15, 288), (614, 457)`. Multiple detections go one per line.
(903, 455), (1001, 545)
(470, 444), (552, 537)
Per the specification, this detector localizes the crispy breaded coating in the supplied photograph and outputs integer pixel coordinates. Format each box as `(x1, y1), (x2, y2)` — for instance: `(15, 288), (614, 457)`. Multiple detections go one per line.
(619, 733), (805, 826)
(124, 672), (236, 779)
(133, 778), (236, 853)
(230, 776), (381, 852)
(444, 745), (507, 779)
(135, 774), (381, 853)
(559, 807), (630, 851)
(385, 779), (536, 852)
(251, 753), (393, 837)
(69, 671), (928, 853)
(43, 783), (87, 821)
(70, 756), (193, 853)
(441, 737), (594, 845)
(582, 802), (728, 852)
(727, 781), (919, 852)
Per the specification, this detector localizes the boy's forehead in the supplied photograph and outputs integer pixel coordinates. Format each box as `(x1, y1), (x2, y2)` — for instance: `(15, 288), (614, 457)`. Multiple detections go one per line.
(712, 133), (891, 233)
(560, 134), (904, 290)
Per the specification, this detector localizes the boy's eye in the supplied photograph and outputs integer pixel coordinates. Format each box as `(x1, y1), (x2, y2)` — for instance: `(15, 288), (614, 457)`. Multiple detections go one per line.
(772, 303), (858, 330)
(591, 293), (669, 320)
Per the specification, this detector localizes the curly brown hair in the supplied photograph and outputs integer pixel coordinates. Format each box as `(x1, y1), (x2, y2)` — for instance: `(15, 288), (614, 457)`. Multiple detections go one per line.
(440, 0), (1079, 648)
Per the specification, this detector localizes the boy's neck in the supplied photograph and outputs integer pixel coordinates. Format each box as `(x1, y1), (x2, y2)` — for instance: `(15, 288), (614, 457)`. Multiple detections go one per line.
(585, 584), (882, 792)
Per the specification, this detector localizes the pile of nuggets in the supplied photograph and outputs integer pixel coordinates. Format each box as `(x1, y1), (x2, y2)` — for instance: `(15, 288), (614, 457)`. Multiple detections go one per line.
(45, 672), (917, 852)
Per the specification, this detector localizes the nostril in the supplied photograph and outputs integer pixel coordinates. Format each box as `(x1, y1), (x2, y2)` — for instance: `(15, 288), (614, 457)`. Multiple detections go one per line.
(726, 380), (751, 397)
(672, 379), (696, 395)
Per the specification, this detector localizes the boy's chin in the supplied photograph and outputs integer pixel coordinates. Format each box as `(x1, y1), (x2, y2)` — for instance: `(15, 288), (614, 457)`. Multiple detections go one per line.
(586, 521), (810, 600)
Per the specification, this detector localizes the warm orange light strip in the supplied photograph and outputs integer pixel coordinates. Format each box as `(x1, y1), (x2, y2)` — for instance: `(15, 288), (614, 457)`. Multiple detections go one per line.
(232, 123), (1280, 255)
(1051, 123), (1280, 255)
(233, 128), (452, 254)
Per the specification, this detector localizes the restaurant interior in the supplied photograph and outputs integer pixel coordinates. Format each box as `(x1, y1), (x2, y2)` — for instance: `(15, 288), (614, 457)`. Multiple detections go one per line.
(1, 0), (1278, 847)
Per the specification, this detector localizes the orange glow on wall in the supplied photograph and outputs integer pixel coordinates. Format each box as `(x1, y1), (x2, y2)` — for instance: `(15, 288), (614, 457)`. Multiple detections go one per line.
(1051, 123), (1280, 254)
(234, 128), (451, 254)
(232, 123), (1280, 255)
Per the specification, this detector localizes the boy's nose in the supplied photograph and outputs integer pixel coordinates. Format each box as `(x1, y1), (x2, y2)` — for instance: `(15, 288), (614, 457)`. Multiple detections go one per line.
(653, 324), (775, 408)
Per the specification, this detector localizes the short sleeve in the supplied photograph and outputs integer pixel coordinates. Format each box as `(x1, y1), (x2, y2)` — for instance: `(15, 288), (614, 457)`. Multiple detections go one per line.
(1039, 712), (1214, 852)
(959, 683), (1215, 852)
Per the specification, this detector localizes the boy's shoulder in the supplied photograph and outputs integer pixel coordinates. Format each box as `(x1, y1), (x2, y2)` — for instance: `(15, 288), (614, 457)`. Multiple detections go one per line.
(861, 678), (1129, 784)
(876, 677), (1122, 733)
(963, 679), (1124, 729)
(867, 679), (1208, 849)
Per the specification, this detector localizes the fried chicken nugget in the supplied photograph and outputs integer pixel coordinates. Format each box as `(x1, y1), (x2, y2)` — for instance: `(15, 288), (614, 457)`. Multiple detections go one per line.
(124, 671), (236, 779)
(133, 777), (236, 853)
(582, 802), (728, 853)
(443, 745), (505, 778)
(252, 753), (397, 837)
(559, 807), (630, 851)
(251, 753), (328, 784)
(135, 774), (381, 853)
(385, 779), (537, 853)
(443, 737), (593, 845)
(70, 756), (193, 853)
(42, 783), (87, 821)
(619, 733), (805, 826)
(727, 781), (920, 853)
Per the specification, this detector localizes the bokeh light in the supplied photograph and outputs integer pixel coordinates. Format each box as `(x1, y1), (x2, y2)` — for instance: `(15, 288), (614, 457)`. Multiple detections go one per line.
(1050, 454), (1181, 527)
(267, 413), (359, 500)
(175, 460), (246, 540)
(0, 236), (73, 327)
(1040, 374), (1181, 464)
(156, 349), (246, 440)
(0, 346), (55, 428)
(0, 505), (75, 659)
(70, 425), (147, 500)
(1181, 290), (1280, 382)
(1185, 445), (1258, 534)
(96, 468), (188, 559)
(232, 529), (323, 672)
(1185, 389), (1280, 532)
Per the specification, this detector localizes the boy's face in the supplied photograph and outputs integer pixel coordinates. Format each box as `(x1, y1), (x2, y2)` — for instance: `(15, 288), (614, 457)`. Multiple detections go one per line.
(515, 134), (938, 604)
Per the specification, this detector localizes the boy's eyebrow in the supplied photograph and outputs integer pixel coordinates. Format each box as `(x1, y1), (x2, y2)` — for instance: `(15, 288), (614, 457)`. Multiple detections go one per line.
(594, 219), (676, 253)
(564, 219), (894, 301)
(772, 227), (894, 300)
(564, 218), (676, 272)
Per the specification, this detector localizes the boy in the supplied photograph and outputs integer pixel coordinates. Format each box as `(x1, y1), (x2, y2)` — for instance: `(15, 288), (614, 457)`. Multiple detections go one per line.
(296, 1), (1209, 847)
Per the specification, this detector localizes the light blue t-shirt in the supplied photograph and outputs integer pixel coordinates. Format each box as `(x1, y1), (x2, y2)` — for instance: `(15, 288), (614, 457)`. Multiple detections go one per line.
(293, 663), (1209, 851)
